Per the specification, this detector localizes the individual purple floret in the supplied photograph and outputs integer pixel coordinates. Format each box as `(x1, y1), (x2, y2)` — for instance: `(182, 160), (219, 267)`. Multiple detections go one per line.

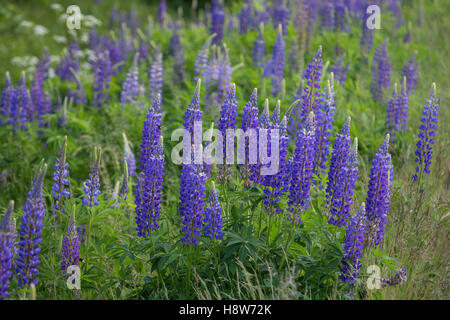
(288, 112), (316, 223)
(401, 52), (418, 95)
(149, 49), (163, 103)
(120, 54), (140, 107)
(365, 134), (393, 247)
(15, 162), (47, 287)
(329, 137), (359, 227)
(61, 212), (80, 273)
(339, 202), (366, 284)
(52, 136), (70, 213)
(371, 40), (391, 103)
(253, 24), (265, 67)
(135, 95), (165, 237)
(0, 201), (15, 299)
(313, 78), (336, 182)
(92, 51), (112, 107)
(82, 148), (102, 207)
(203, 182), (224, 240)
(271, 25), (285, 95)
(122, 132), (136, 176)
(289, 45), (322, 135)
(413, 84), (439, 183)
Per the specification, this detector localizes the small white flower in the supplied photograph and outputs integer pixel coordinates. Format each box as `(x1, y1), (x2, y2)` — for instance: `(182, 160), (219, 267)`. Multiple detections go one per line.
(19, 20), (34, 29)
(34, 25), (49, 36)
(82, 14), (102, 28)
(50, 3), (63, 11)
(80, 32), (89, 44)
(53, 35), (67, 43)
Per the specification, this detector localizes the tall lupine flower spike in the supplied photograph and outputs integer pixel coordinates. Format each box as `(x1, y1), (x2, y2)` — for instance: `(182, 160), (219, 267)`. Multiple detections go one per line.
(210, 0), (225, 45)
(289, 45), (322, 135)
(313, 77), (336, 182)
(203, 182), (224, 240)
(386, 83), (401, 135)
(0, 201), (15, 299)
(360, 5), (374, 54)
(216, 46), (232, 106)
(413, 83), (439, 185)
(149, 49), (163, 102)
(249, 99), (270, 184)
(271, 100), (281, 125)
(55, 41), (80, 82)
(271, 24), (285, 95)
(92, 50), (112, 107)
(371, 40), (391, 103)
(61, 208), (80, 273)
(339, 202), (367, 284)
(401, 52), (418, 95)
(16, 161), (47, 287)
(365, 134), (393, 247)
(330, 56), (349, 85)
(253, 23), (265, 67)
(157, 0), (167, 28)
(399, 77), (409, 130)
(16, 72), (32, 130)
(120, 53), (140, 107)
(119, 160), (129, 200)
(0, 72), (17, 128)
(82, 148), (102, 207)
(329, 137), (359, 227)
(238, 1), (252, 34)
(288, 112), (316, 223)
(68, 68), (87, 105)
(135, 97), (164, 236)
(194, 35), (214, 81)
(52, 136), (70, 214)
(240, 88), (259, 185)
(122, 132), (136, 176)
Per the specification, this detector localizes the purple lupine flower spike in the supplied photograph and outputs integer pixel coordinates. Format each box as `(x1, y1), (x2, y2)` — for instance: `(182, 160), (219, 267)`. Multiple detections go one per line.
(15, 161), (47, 287)
(210, 0), (225, 45)
(401, 52), (418, 95)
(399, 76), (409, 130)
(253, 23), (265, 67)
(240, 88), (258, 186)
(339, 202), (367, 284)
(313, 77), (336, 182)
(194, 35), (214, 81)
(360, 5), (374, 53)
(329, 137), (359, 227)
(271, 24), (285, 95)
(330, 56), (349, 85)
(386, 83), (406, 136)
(289, 45), (322, 135)
(119, 160), (129, 200)
(371, 40), (391, 103)
(157, 0), (167, 28)
(52, 136), (70, 214)
(238, 1), (252, 34)
(122, 132), (136, 176)
(0, 201), (15, 299)
(216, 47), (232, 106)
(82, 148), (102, 207)
(55, 41), (80, 82)
(120, 53), (140, 107)
(365, 134), (393, 247)
(149, 49), (163, 102)
(92, 50), (112, 107)
(135, 95), (165, 237)
(61, 209), (80, 273)
(0, 72), (17, 128)
(203, 182), (224, 240)
(288, 112), (316, 223)
(17, 72), (32, 130)
(413, 83), (439, 184)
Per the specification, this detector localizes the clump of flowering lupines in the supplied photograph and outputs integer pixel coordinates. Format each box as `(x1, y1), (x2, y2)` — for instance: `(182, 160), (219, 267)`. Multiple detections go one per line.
(288, 112), (316, 223)
(371, 40), (391, 103)
(0, 72), (16, 128)
(203, 182), (224, 240)
(413, 83), (439, 184)
(271, 24), (285, 95)
(135, 95), (164, 236)
(313, 77), (336, 182)
(289, 45), (322, 135)
(82, 148), (102, 207)
(329, 137), (359, 227)
(55, 41), (80, 82)
(253, 24), (265, 68)
(52, 136), (70, 214)
(0, 201), (15, 300)
(122, 132), (136, 176)
(339, 202), (367, 284)
(218, 83), (238, 181)
(149, 49), (163, 102)
(60, 210), (80, 273)
(401, 52), (418, 95)
(15, 161), (47, 287)
(120, 54), (140, 107)
(240, 88), (259, 185)
(365, 134), (393, 247)
(92, 51), (112, 107)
